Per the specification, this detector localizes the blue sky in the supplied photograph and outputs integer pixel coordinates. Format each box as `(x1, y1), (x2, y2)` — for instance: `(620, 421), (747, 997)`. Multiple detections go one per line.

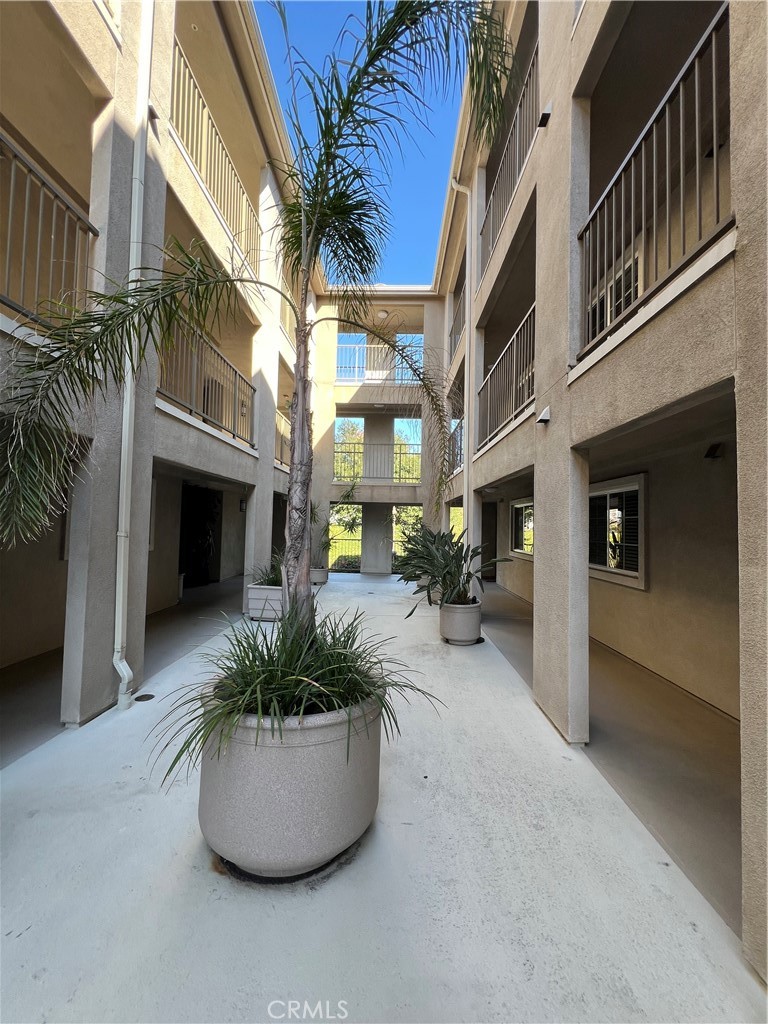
(254, 1), (460, 286)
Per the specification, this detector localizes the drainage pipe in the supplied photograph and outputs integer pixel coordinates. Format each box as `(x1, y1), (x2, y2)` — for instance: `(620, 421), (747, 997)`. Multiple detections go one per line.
(113, 0), (155, 710)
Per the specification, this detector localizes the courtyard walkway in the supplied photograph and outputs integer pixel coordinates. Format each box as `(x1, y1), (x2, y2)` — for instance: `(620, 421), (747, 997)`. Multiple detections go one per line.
(1, 576), (764, 1023)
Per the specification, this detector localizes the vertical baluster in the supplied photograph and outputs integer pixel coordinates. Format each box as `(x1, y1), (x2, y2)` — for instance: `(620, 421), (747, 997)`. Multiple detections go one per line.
(665, 102), (672, 271)
(19, 170), (32, 309)
(61, 212), (70, 296)
(34, 185), (44, 308)
(679, 79), (686, 257)
(652, 121), (658, 283)
(711, 29), (720, 225)
(641, 137), (647, 298)
(4, 156), (16, 296)
(611, 185), (617, 325)
(48, 201), (58, 303)
(694, 54), (702, 241)
(630, 154), (636, 308)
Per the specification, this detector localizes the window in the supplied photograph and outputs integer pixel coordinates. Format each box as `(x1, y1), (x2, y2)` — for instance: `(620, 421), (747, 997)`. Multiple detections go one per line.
(510, 499), (534, 556)
(588, 257), (640, 340)
(589, 475), (646, 588)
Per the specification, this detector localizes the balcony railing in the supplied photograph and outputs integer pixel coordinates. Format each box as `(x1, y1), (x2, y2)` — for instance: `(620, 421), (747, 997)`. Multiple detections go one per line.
(449, 283), (466, 360)
(334, 442), (421, 484)
(171, 41), (261, 267)
(480, 47), (539, 272)
(579, 5), (730, 353)
(158, 318), (256, 446)
(448, 418), (464, 475)
(275, 410), (291, 466)
(478, 304), (535, 448)
(280, 275), (296, 341)
(336, 340), (423, 385)
(1, 131), (98, 324)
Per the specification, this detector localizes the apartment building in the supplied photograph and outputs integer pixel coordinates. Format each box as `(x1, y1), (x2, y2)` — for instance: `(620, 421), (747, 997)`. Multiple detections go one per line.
(0, 0), (764, 984)
(433, 0), (766, 980)
(0, 0), (310, 724)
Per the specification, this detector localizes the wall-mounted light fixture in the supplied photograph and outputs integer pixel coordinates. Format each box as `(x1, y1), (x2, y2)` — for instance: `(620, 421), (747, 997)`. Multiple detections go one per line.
(239, 497), (247, 513)
(538, 103), (552, 128)
(536, 406), (551, 424)
(704, 443), (722, 460)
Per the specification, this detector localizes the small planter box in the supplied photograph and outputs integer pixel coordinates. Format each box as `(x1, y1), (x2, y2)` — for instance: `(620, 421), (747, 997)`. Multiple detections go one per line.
(310, 568), (329, 585)
(247, 584), (283, 621)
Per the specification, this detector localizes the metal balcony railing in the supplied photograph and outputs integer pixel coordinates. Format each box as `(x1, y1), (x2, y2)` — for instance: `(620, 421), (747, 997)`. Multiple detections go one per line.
(336, 340), (423, 384)
(480, 47), (539, 273)
(1, 131), (98, 324)
(171, 41), (261, 267)
(280, 275), (296, 341)
(448, 419), (464, 475)
(579, 4), (730, 353)
(158, 318), (256, 446)
(275, 410), (291, 466)
(449, 283), (466, 360)
(334, 442), (421, 484)
(478, 304), (535, 448)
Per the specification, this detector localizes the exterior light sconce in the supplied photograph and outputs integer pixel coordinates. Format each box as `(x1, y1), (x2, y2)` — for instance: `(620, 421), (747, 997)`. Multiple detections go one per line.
(704, 443), (722, 460)
(538, 103), (552, 128)
(239, 497), (247, 513)
(536, 406), (551, 424)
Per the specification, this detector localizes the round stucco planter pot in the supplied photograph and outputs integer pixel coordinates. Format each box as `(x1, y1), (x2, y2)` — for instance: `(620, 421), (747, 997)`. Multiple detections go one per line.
(310, 568), (329, 585)
(247, 584), (283, 621)
(198, 699), (382, 878)
(439, 602), (482, 645)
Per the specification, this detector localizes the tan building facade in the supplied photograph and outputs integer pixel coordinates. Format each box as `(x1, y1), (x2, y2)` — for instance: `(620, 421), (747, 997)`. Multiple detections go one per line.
(0, 0), (765, 984)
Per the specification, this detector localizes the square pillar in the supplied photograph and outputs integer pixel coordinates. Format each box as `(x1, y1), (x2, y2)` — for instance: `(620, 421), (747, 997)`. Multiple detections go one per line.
(361, 503), (393, 574)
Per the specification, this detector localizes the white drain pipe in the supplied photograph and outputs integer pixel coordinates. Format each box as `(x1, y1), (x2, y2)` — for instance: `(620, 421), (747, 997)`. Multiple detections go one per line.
(114, 0), (155, 710)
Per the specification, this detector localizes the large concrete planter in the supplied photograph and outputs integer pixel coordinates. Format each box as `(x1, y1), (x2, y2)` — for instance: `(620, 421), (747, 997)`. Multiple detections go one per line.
(198, 699), (382, 877)
(310, 567), (329, 585)
(439, 601), (482, 645)
(247, 584), (283, 621)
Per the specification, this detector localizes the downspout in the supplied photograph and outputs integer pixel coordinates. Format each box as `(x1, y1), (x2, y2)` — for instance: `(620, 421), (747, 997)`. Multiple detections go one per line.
(113, 0), (155, 710)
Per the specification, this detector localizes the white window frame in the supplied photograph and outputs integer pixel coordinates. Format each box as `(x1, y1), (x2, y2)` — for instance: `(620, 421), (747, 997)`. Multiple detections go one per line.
(509, 497), (534, 561)
(587, 252), (643, 340)
(589, 474), (647, 590)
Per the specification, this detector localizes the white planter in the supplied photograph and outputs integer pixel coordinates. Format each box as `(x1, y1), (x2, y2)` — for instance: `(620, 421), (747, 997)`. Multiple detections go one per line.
(247, 583), (283, 621)
(310, 567), (329, 585)
(439, 601), (482, 645)
(198, 699), (382, 877)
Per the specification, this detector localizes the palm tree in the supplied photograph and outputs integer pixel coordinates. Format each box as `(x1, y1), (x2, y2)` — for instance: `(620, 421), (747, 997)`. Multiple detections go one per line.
(0, 0), (513, 619)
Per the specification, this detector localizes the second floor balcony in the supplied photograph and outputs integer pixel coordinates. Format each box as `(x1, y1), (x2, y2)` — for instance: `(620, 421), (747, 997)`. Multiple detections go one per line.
(477, 304), (535, 449)
(448, 418), (464, 475)
(275, 410), (291, 466)
(158, 319), (256, 447)
(334, 442), (421, 484)
(449, 283), (466, 361)
(1, 131), (97, 325)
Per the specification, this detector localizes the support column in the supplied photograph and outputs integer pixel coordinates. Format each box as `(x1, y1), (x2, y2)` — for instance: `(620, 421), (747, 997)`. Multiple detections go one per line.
(360, 504), (393, 574)
(463, 165), (485, 555)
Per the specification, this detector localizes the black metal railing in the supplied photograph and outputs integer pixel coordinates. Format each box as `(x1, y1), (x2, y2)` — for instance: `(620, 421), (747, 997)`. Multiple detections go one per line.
(329, 536), (361, 573)
(1, 131), (98, 323)
(478, 304), (535, 448)
(334, 442), (422, 483)
(448, 418), (464, 474)
(579, 5), (730, 353)
(158, 319), (256, 446)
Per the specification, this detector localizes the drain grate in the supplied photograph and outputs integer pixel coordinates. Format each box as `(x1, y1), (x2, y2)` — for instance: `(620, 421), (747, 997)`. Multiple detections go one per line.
(134, 693), (155, 702)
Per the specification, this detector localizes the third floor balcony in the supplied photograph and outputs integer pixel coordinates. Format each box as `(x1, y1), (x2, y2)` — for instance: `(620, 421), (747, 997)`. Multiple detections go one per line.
(478, 303), (535, 449)
(336, 335), (424, 387)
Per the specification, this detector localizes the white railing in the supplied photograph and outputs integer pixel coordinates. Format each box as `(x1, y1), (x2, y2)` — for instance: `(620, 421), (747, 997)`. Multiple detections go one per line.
(280, 275), (296, 341)
(448, 419), (464, 474)
(171, 41), (261, 267)
(336, 339), (423, 385)
(478, 304), (535, 447)
(334, 442), (421, 483)
(1, 131), (98, 323)
(480, 48), (539, 272)
(158, 318), (256, 445)
(449, 282), (466, 359)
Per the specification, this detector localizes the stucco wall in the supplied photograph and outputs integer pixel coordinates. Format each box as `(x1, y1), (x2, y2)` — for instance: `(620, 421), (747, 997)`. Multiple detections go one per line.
(590, 446), (740, 718)
(0, 520), (68, 667)
(146, 476), (182, 616)
(496, 499), (534, 603)
(220, 489), (246, 581)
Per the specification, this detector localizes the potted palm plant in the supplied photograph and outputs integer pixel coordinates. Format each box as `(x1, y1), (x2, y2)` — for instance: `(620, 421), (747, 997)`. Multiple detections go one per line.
(405, 529), (507, 645)
(247, 552), (284, 620)
(396, 523), (443, 600)
(159, 606), (436, 878)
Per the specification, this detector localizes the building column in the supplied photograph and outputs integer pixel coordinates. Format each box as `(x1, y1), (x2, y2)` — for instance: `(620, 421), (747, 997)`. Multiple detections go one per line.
(730, 0), (767, 982)
(363, 414), (394, 481)
(463, 165), (485, 555)
(360, 504), (393, 574)
(61, 0), (172, 723)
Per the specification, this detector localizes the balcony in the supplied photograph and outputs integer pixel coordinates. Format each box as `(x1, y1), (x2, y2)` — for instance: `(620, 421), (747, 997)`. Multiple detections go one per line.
(448, 418), (464, 475)
(170, 41), (261, 268)
(275, 410), (291, 466)
(480, 47), (539, 273)
(0, 131), (97, 325)
(579, 6), (730, 355)
(449, 283), (466, 361)
(478, 304), (535, 448)
(158, 318), (256, 446)
(334, 442), (421, 484)
(336, 338), (423, 385)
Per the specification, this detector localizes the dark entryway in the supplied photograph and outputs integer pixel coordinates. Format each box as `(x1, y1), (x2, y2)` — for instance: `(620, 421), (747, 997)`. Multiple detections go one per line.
(179, 483), (223, 587)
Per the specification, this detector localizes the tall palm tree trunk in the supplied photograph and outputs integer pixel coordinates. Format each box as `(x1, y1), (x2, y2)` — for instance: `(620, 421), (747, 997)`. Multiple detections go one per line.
(284, 315), (313, 615)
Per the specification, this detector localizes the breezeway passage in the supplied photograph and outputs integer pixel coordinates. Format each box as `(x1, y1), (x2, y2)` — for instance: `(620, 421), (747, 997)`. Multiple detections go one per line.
(1, 575), (763, 1024)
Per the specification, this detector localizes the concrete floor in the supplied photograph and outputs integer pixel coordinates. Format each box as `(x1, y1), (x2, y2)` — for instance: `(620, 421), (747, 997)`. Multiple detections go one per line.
(481, 583), (742, 936)
(1, 575), (764, 1023)
(0, 577), (243, 769)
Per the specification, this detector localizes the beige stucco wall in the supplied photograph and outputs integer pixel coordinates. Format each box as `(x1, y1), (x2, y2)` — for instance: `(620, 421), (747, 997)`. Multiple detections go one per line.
(0, 520), (68, 667)
(220, 489), (246, 580)
(146, 475), (182, 615)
